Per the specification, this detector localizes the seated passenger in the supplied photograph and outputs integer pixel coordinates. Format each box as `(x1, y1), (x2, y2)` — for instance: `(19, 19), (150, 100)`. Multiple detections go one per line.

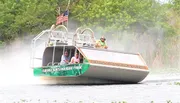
(95, 36), (108, 49)
(79, 54), (83, 63)
(70, 53), (80, 64)
(60, 51), (70, 65)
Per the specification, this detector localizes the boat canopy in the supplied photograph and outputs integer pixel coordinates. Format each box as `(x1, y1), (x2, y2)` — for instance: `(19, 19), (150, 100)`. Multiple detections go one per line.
(78, 48), (148, 70)
(37, 45), (148, 70)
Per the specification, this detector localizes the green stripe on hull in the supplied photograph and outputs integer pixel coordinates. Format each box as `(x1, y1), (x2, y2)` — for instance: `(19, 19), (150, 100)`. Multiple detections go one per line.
(33, 63), (90, 77)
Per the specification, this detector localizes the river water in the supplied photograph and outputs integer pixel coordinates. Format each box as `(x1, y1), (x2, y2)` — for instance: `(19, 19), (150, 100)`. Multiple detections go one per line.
(0, 44), (180, 103)
(0, 72), (180, 103)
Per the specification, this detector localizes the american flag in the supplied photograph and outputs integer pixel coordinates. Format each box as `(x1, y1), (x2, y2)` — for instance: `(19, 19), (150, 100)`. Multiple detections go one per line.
(56, 10), (69, 25)
(56, 14), (64, 25)
(63, 10), (69, 22)
(63, 15), (68, 21)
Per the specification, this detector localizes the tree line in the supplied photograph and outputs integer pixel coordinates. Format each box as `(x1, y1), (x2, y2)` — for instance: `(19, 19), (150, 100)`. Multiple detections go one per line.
(0, 0), (179, 68)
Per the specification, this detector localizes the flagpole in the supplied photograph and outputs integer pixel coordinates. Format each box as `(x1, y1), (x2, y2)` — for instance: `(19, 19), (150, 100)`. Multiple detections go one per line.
(67, 15), (68, 30)
(66, 0), (70, 29)
(67, 20), (68, 30)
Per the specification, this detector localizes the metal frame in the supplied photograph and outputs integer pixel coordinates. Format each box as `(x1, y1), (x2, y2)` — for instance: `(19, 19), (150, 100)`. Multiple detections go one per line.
(31, 29), (51, 68)
(31, 26), (99, 68)
(31, 25), (69, 68)
(73, 28), (96, 47)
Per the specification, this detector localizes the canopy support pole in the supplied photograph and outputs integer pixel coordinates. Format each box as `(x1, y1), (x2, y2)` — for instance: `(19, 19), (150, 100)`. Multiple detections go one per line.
(52, 43), (56, 66)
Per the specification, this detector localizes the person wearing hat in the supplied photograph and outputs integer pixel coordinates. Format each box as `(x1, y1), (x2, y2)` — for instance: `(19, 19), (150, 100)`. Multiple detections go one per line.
(95, 36), (108, 49)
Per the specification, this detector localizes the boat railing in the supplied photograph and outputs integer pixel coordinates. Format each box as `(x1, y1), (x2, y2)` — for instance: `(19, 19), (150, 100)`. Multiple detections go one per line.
(46, 59), (86, 66)
(47, 62), (60, 66)
(31, 30), (50, 68)
(48, 30), (68, 46)
(73, 33), (96, 48)
(31, 29), (69, 68)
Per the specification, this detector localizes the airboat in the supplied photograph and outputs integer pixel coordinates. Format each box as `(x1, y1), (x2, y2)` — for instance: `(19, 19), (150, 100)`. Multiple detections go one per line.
(31, 24), (149, 84)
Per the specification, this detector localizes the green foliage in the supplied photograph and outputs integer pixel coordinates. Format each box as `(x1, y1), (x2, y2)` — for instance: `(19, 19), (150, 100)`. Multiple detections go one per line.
(172, 0), (180, 14)
(71, 0), (172, 34)
(0, 41), (5, 48)
(174, 82), (180, 85)
(0, 0), (179, 42)
(0, 0), (179, 68)
(167, 100), (173, 103)
(0, 0), (58, 42)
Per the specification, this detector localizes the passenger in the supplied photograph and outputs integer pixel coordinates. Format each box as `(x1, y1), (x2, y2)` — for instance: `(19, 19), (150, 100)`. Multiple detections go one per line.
(70, 53), (80, 64)
(79, 54), (83, 63)
(60, 51), (70, 65)
(95, 36), (108, 49)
